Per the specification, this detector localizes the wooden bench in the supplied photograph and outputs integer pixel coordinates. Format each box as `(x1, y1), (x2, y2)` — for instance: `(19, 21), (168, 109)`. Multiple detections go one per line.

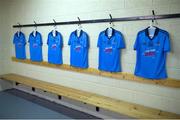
(0, 73), (180, 119)
(12, 57), (180, 88)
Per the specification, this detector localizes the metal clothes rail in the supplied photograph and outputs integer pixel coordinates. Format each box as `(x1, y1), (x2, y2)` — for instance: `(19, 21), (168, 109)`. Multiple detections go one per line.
(13, 13), (180, 28)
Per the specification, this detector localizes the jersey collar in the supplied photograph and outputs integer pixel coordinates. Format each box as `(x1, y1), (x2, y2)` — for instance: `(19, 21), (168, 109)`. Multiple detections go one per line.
(31, 31), (40, 37)
(75, 30), (83, 38)
(145, 27), (159, 40)
(105, 27), (115, 39)
(16, 31), (22, 37)
(51, 30), (58, 37)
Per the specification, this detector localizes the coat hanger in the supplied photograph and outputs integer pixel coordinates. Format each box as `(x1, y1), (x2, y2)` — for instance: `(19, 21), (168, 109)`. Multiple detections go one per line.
(52, 19), (57, 37)
(77, 17), (82, 37)
(33, 21), (37, 37)
(17, 22), (21, 37)
(109, 14), (113, 28)
(107, 14), (113, 38)
(149, 10), (156, 29)
(77, 17), (82, 30)
(148, 10), (157, 38)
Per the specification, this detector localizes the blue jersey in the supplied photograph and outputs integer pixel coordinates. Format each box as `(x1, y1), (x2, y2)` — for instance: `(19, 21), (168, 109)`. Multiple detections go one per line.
(68, 30), (89, 68)
(13, 32), (26, 59)
(47, 31), (63, 64)
(28, 31), (43, 62)
(134, 27), (170, 79)
(97, 28), (125, 72)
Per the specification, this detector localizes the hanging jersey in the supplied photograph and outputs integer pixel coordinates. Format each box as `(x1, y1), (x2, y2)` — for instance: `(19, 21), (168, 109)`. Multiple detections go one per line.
(13, 32), (26, 59)
(68, 30), (89, 68)
(134, 27), (170, 79)
(47, 31), (63, 64)
(28, 31), (43, 62)
(97, 28), (125, 72)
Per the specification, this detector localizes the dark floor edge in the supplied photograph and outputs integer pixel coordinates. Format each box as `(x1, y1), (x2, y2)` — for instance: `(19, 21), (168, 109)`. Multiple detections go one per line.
(5, 88), (101, 119)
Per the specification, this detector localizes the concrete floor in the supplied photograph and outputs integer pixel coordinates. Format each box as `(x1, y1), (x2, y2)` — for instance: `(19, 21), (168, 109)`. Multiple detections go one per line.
(0, 89), (100, 119)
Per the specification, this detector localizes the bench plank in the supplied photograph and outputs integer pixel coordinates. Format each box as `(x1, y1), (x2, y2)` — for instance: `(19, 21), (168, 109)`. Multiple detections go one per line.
(0, 73), (180, 119)
(11, 57), (180, 88)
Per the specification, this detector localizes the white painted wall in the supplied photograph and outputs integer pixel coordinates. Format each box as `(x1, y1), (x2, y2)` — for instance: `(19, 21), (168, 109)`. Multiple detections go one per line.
(0, 0), (180, 114)
(0, 2), (13, 91)
(0, 3), (3, 75)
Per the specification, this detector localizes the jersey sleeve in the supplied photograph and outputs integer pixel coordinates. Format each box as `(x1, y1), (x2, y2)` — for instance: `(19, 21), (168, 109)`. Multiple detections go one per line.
(116, 32), (125, 49)
(13, 34), (16, 44)
(134, 32), (140, 50)
(97, 33), (102, 48)
(68, 33), (72, 46)
(28, 34), (31, 44)
(163, 33), (171, 52)
(22, 34), (26, 45)
(83, 33), (89, 48)
(47, 33), (50, 45)
(38, 34), (43, 46)
(59, 33), (63, 48)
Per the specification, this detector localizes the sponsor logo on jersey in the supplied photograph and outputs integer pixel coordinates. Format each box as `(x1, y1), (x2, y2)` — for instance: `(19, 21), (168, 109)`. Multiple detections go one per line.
(75, 45), (81, 52)
(144, 49), (156, 57)
(104, 47), (113, 53)
(33, 43), (38, 48)
(52, 44), (57, 49)
(18, 42), (22, 47)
